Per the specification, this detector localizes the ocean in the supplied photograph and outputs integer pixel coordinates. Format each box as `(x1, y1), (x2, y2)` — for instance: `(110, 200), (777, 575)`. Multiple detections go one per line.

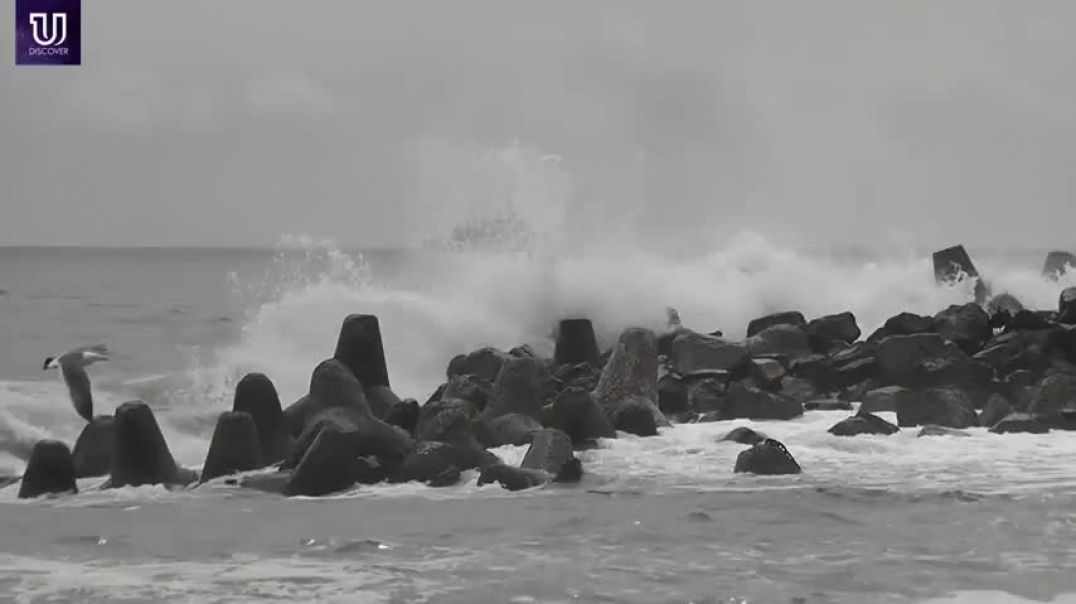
(1, 237), (1075, 603)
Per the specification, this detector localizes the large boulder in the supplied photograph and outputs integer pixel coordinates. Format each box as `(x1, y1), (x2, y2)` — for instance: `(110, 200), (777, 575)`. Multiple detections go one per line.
(686, 378), (727, 414)
(447, 347), (510, 382)
(860, 385), (908, 414)
(745, 324), (812, 359)
(933, 244), (980, 282)
(110, 401), (196, 488)
(733, 439), (801, 475)
(479, 356), (549, 422)
(933, 303), (991, 354)
(19, 440), (77, 499)
(978, 394), (1013, 429)
(412, 398), (496, 470)
(608, 395), (660, 436)
(232, 372), (292, 464)
(396, 441), (465, 486)
(828, 411), (899, 436)
(867, 312), (935, 342)
(804, 312), (861, 353)
(283, 360), (415, 470)
(876, 333), (987, 389)
(285, 426), (358, 497)
(554, 318), (600, 367)
(989, 413), (1049, 434)
(441, 373), (493, 412)
(895, 388), (979, 429)
(747, 357), (787, 391)
(333, 314), (391, 390)
(478, 429), (580, 491)
(789, 343), (878, 393)
(1027, 372), (1076, 426)
(668, 331), (749, 375)
(1060, 287), (1076, 325)
(721, 383), (802, 420)
(200, 412), (262, 482)
(747, 311), (806, 338)
(363, 385), (402, 421)
(718, 426), (768, 445)
(72, 415), (113, 478)
(382, 398), (419, 435)
(1043, 251), (1076, 280)
(544, 388), (616, 447)
(477, 413), (543, 447)
(592, 327), (669, 434)
(657, 374), (689, 416)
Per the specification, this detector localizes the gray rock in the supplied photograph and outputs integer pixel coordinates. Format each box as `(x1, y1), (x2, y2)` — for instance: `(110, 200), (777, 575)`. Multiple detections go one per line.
(860, 385), (908, 413)
(733, 439), (801, 475)
(989, 413), (1049, 434)
(592, 327), (669, 432)
(72, 415), (113, 478)
(917, 425), (970, 437)
(978, 394), (1013, 429)
(19, 440), (77, 499)
(934, 303), (991, 354)
(895, 388), (979, 429)
(200, 411), (262, 482)
(805, 312), (861, 352)
(747, 311), (806, 338)
(745, 324), (812, 359)
(669, 331), (749, 375)
(828, 411), (898, 436)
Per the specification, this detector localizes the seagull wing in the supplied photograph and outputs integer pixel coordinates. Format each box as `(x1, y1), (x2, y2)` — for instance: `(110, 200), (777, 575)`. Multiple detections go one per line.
(77, 344), (110, 364)
(60, 361), (94, 422)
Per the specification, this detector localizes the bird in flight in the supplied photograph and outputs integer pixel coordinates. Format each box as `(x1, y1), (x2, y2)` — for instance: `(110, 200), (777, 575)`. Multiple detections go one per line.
(43, 344), (110, 422)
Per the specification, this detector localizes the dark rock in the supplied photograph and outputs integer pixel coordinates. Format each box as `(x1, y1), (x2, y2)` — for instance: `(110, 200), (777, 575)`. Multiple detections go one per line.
(804, 399), (853, 411)
(805, 312), (861, 353)
(110, 401), (196, 488)
(363, 385), (402, 420)
(478, 413), (543, 447)
(413, 398), (497, 469)
(828, 411), (898, 436)
(895, 388), (979, 429)
(722, 383), (803, 420)
(687, 378), (726, 413)
(1027, 372), (1076, 426)
(780, 377), (817, 405)
(790, 343), (878, 392)
(668, 331), (749, 375)
(934, 303), (991, 354)
(283, 361), (415, 472)
(416, 397), (479, 440)
(609, 396), (660, 436)
(1060, 287), (1076, 325)
(19, 440), (77, 499)
(657, 374), (689, 415)
(201, 412), (262, 482)
(933, 244), (980, 282)
(745, 324), (812, 359)
(520, 429), (576, 476)
(1002, 310), (1052, 332)
(1043, 251), (1076, 280)
(333, 314), (391, 389)
(592, 327), (669, 431)
(476, 464), (550, 491)
(442, 374), (493, 411)
(232, 372), (292, 464)
(72, 415), (113, 478)
(480, 356), (548, 422)
(876, 333), (987, 389)
(989, 413), (1049, 434)
(428, 466), (462, 487)
(283, 359), (372, 437)
(510, 344), (538, 358)
(733, 439), (801, 475)
(747, 357), (787, 391)
(718, 426), (767, 445)
(918, 425), (970, 437)
(860, 385), (908, 413)
(447, 347), (509, 382)
(285, 426), (358, 497)
(353, 456), (387, 484)
(979, 394), (1013, 428)
(554, 318), (600, 367)
(383, 398), (419, 435)
(867, 312), (935, 342)
(553, 362), (602, 394)
(747, 311), (806, 338)
(238, 471), (292, 495)
(545, 388), (616, 447)
(397, 441), (465, 485)
(986, 293), (1026, 323)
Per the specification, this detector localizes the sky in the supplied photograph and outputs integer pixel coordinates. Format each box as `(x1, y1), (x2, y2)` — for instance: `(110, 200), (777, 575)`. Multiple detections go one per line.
(1, 1), (1074, 250)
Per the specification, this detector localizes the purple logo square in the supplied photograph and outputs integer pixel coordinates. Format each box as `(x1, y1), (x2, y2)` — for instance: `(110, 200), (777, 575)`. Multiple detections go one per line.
(15, 0), (81, 65)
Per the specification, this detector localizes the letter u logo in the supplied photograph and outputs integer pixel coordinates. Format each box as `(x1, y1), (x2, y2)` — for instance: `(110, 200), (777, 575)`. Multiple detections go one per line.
(29, 12), (67, 47)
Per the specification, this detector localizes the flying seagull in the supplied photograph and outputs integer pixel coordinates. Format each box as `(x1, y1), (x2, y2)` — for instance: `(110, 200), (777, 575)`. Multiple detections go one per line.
(43, 344), (110, 422)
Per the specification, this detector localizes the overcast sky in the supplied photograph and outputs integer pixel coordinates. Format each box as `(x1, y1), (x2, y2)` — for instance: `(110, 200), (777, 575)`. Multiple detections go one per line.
(1, 1), (1074, 250)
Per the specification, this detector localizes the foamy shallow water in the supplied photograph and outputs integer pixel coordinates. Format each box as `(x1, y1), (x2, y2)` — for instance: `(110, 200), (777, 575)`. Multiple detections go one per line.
(2, 410), (1076, 602)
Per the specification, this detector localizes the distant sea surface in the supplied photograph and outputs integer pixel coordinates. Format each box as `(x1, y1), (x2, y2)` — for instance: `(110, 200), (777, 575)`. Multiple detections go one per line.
(1, 240), (1075, 603)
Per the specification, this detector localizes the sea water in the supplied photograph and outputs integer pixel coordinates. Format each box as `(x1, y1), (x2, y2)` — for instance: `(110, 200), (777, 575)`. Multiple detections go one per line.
(1, 237), (1075, 603)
